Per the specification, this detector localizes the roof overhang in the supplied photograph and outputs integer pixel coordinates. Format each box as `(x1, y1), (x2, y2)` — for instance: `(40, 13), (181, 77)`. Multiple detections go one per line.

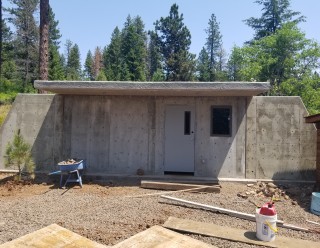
(305, 113), (320, 123)
(34, 81), (270, 97)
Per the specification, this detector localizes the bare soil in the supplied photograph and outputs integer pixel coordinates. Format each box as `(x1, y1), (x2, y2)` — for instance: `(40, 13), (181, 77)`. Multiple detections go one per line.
(0, 173), (319, 247)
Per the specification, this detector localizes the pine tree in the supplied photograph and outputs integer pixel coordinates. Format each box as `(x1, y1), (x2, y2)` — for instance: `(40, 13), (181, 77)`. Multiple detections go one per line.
(92, 46), (103, 80)
(244, 0), (305, 40)
(65, 42), (81, 80)
(48, 4), (61, 49)
(154, 4), (195, 81)
(120, 15), (147, 81)
(0, 19), (15, 81)
(227, 46), (244, 81)
(103, 27), (122, 80)
(7, 0), (39, 91)
(95, 70), (107, 81)
(147, 30), (163, 81)
(48, 44), (64, 80)
(196, 47), (210, 81)
(5, 130), (35, 181)
(205, 13), (223, 81)
(84, 50), (93, 80)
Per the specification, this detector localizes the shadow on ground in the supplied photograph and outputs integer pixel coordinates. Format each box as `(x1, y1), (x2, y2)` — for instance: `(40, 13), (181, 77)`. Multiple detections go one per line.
(271, 169), (316, 212)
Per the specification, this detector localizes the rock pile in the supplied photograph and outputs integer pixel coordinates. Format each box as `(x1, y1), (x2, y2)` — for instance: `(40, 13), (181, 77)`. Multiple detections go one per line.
(237, 182), (303, 205)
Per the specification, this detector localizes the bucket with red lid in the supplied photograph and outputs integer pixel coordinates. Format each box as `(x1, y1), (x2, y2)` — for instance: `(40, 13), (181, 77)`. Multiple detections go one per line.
(255, 202), (277, 242)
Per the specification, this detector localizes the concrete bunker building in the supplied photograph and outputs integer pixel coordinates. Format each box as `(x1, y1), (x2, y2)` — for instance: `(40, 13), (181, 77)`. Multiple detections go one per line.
(0, 81), (317, 181)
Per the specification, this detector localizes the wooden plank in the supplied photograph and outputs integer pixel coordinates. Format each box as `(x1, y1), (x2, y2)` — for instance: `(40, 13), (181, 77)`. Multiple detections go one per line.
(113, 225), (217, 248)
(0, 224), (108, 248)
(128, 186), (213, 198)
(141, 181), (220, 193)
(163, 217), (320, 248)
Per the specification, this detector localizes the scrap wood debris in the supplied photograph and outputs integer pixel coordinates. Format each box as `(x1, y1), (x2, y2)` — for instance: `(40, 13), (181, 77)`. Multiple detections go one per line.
(58, 158), (80, 165)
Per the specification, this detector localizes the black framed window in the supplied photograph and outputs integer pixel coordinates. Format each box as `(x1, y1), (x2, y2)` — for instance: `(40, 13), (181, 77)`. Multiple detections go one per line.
(184, 111), (191, 135)
(211, 106), (232, 136)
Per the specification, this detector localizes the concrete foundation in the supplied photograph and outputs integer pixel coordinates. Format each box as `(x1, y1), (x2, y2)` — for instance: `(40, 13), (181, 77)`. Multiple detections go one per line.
(0, 94), (317, 180)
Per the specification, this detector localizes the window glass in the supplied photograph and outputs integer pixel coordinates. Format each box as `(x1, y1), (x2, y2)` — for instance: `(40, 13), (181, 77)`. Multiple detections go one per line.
(184, 111), (191, 135)
(211, 106), (232, 136)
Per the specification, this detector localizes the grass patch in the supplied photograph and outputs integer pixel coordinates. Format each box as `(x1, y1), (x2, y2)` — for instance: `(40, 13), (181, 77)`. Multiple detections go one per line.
(0, 104), (11, 127)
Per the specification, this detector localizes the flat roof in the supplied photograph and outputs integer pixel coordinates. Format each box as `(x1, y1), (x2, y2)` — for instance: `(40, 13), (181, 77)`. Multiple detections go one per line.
(305, 113), (320, 123)
(34, 81), (270, 97)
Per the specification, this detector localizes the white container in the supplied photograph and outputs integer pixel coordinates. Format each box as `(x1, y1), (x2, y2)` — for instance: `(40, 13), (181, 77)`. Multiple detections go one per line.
(255, 209), (277, 242)
(311, 192), (320, 216)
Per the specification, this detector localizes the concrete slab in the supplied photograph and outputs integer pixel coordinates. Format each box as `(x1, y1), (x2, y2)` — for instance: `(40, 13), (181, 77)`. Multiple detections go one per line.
(34, 81), (270, 97)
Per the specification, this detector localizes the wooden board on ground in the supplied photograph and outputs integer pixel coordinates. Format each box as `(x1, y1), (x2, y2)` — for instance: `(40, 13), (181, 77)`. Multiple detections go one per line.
(0, 224), (108, 248)
(141, 181), (220, 193)
(113, 225), (217, 248)
(163, 217), (320, 248)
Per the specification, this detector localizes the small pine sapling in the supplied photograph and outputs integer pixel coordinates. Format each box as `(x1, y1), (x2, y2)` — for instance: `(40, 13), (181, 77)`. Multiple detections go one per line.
(4, 130), (35, 180)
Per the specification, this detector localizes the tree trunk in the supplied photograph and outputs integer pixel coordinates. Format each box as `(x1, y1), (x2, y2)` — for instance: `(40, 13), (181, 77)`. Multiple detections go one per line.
(39, 0), (49, 93)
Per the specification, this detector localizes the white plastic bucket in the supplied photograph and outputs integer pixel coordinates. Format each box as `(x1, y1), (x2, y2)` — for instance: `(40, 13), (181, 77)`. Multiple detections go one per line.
(311, 192), (320, 216)
(255, 209), (277, 242)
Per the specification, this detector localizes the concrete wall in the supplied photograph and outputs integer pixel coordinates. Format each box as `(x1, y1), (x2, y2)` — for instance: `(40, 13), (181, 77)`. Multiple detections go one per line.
(0, 94), (317, 180)
(246, 96), (317, 180)
(0, 94), (63, 172)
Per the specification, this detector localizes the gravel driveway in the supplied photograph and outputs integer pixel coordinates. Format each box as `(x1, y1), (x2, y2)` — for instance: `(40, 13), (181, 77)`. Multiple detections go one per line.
(0, 175), (319, 247)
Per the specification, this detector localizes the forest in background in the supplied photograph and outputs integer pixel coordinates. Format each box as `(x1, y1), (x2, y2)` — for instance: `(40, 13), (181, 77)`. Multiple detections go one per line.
(0, 0), (319, 114)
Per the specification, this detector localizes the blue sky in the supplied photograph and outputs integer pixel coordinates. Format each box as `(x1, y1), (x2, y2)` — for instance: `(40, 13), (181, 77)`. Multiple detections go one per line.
(4, 0), (320, 65)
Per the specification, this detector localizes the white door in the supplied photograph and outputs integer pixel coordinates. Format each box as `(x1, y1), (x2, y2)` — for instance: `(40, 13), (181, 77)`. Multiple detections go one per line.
(164, 105), (195, 173)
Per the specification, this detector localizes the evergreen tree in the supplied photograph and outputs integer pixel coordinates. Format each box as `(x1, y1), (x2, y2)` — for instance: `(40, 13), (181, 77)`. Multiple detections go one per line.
(7, 0), (39, 91)
(65, 42), (81, 80)
(154, 4), (195, 81)
(147, 30), (163, 81)
(48, 44), (64, 80)
(84, 50), (93, 80)
(205, 13), (223, 81)
(5, 130), (35, 181)
(227, 45), (244, 81)
(215, 46), (228, 81)
(120, 15), (147, 81)
(244, 0), (305, 40)
(48, 4), (61, 49)
(95, 70), (107, 81)
(1, 19), (15, 81)
(103, 27), (122, 80)
(92, 46), (103, 79)
(196, 47), (210, 81)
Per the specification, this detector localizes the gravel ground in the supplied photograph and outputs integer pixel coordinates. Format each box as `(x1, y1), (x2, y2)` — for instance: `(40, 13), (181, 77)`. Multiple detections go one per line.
(0, 174), (320, 247)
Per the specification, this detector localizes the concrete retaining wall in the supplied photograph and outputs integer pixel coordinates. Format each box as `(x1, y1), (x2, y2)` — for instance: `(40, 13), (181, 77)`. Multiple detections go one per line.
(0, 94), (317, 180)
(246, 96), (317, 180)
